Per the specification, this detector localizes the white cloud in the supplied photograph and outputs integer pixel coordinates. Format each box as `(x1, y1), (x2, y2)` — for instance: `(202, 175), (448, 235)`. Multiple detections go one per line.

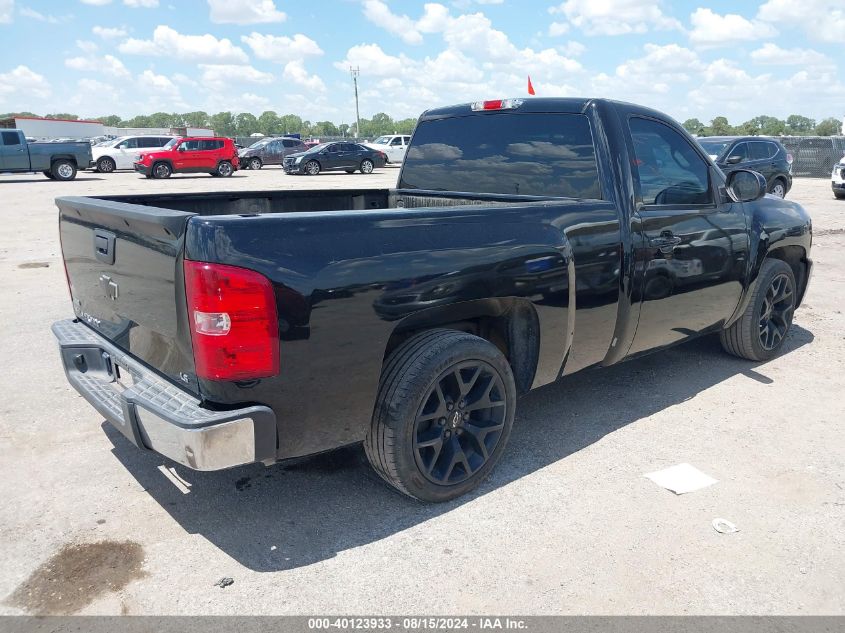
(0, 0), (13, 24)
(548, 21), (569, 37)
(593, 43), (701, 99)
(65, 54), (131, 78)
(557, 41), (585, 57)
(757, 0), (845, 44)
(76, 40), (99, 53)
(93, 25), (127, 39)
(207, 0), (285, 25)
(80, 0), (112, 5)
(19, 6), (60, 22)
(119, 26), (249, 64)
(241, 32), (323, 63)
(123, 0), (158, 7)
(282, 60), (326, 92)
(750, 43), (830, 67)
(137, 69), (179, 94)
(0, 65), (51, 102)
(199, 64), (274, 90)
(689, 8), (777, 48)
(361, 1), (452, 44)
(549, 0), (681, 36)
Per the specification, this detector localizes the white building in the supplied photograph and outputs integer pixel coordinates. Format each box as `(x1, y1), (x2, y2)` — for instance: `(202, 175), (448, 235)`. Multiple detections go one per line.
(0, 116), (104, 140)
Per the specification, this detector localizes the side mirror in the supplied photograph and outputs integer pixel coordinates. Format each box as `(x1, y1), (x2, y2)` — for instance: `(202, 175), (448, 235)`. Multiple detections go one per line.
(725, 154), (743, 165)
(726, 169), (766, 203)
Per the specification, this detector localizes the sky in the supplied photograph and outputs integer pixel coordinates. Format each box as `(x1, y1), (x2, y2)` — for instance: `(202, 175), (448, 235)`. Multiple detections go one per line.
(0, 0), (843, 126)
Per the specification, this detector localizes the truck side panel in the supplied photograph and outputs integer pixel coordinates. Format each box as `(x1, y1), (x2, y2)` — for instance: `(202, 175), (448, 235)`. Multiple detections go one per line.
(185, 200), (622, 459)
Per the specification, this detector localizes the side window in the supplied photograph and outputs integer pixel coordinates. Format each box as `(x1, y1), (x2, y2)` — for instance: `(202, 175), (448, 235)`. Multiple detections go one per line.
(390, 137), (403, 146)
(327, 144), (339, 153)
(138, 137), (158, 148)
(750, 142), (771, 160)
(182, 140), (201, 151)
(118, 138), (139, 149)
(767, 142), (780, 159)
(727, 142), (748, 163)
(199, 140), (223, 151)
(282, 139), (294, 148)
(2, 131), (21, 146)
(629, 117), (712, 207)
(403, 136), (411, 145)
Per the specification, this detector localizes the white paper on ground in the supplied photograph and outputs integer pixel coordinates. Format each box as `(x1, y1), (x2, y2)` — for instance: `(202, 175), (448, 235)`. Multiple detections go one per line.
(644, 463), (718, 495)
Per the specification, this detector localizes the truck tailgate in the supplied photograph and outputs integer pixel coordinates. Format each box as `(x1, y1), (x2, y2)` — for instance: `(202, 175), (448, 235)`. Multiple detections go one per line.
(57, 196), (200, 394)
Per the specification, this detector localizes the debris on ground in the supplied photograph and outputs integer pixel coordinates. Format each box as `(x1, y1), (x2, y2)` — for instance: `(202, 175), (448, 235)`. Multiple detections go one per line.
(214, 577), (234, 589)
(644, 463), (718, 495)
(712, 518), (739, 534)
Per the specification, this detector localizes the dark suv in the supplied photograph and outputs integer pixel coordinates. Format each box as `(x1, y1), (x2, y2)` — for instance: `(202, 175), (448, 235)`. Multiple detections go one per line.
(697, 136), (793, 198)
(238, 137), (305, 170)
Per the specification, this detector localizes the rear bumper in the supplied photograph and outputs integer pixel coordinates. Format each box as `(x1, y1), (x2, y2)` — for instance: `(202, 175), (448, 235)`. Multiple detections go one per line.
(52, 319), (277, 471)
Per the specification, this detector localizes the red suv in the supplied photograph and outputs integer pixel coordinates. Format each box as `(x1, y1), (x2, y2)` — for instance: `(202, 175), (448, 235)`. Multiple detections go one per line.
(134, 137), (239, 179)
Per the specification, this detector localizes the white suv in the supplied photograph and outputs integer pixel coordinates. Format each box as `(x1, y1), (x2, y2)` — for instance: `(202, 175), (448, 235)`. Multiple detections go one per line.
(365, 135), (411, 164)
(93, 136), (179, 173)
(832, 154), (845, 200)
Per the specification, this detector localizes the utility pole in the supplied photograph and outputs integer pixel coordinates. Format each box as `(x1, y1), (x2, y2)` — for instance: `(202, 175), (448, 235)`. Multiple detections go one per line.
(350, 66), (361, 138)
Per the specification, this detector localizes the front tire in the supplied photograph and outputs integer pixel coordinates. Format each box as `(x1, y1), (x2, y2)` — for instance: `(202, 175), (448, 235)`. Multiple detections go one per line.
(248, 157), (262, 171)
(304, 160), (320, 175)
(360, 159), (374, 174)
(364, 330), (516, 502)
(51, 159), (77, 181)
(152, 162), (171, 179)
(43, 170), (55, 180)
(720, 259), (796, 361)
(834, 191), (845, 200)
(96, 157), (116, 173)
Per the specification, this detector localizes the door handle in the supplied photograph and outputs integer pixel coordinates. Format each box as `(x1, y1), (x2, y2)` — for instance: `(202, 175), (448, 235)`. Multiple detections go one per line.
(649, 233), (682, 254)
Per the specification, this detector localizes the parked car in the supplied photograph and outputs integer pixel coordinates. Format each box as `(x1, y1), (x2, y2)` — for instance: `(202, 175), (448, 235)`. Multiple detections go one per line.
(0, 129), (93, 180)
(53, 97), (812, 502)
(832, 154), (845, 199)
(697, 136), (793, 198)
(92, 135), (179, 173)
(238, 136), (306, 170)
(365, 134), (412, 163)
(133, 137), (239, 179)
(283, 141), (387, 175)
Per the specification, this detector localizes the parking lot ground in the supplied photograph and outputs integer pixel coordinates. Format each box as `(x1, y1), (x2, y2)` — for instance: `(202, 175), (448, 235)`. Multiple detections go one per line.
(0, 171), (843, 615)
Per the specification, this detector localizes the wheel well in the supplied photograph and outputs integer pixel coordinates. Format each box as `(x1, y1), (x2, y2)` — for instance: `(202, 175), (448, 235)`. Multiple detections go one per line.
(383, 298), (540, 394)
(152, 159), (171, 169)
(767, 245), (807, 298)
(51, 156), (76, 165)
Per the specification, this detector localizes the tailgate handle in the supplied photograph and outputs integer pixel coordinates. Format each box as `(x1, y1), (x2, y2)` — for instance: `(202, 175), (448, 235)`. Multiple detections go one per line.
(93, 229), (116, 265)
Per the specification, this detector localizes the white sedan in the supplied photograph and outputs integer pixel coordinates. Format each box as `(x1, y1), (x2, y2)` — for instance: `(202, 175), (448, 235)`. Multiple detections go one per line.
(364, 135), (411, 164)
(92, 135), (179, 173)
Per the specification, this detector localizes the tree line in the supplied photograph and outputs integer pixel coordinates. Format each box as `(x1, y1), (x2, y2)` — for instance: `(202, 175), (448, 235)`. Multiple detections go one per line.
(682, 115), (842, 137)
(0, 110), (418, 139)
(4, 110), (841, 139)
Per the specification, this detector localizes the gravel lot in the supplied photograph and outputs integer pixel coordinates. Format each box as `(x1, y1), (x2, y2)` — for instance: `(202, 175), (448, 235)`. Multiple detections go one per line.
(0, 168), (842, 615)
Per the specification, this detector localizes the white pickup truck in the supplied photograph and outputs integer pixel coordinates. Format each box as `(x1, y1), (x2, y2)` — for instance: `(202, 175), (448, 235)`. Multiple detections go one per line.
(364, 134), (411, 164)
(832, 154), (845, 200)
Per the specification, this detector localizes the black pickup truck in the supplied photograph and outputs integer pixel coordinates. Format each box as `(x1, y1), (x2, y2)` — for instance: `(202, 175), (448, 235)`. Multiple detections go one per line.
(0, 129), (93, 180)
(53, 98), (812, 501)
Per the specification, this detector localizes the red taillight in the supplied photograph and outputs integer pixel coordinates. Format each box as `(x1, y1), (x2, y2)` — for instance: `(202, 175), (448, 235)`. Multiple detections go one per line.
(184, 260), (279, 381)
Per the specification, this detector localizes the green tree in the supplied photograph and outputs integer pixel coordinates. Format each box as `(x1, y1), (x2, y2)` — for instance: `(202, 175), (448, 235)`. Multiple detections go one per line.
(96, 115), (122, 127)
(235, 112), (259, 136)
(706, 116), (734, 136)
(338, 123), (350, 137)
(209, 111), (236, 136)
(814, 117), (841, 136)
(279, 114), (303, 135)
(183, 111), (210, 128)
(785, 114), (815, 135)
(257, 111), (279, 135)
(147, 112), (175, 128)
(682, 118), (706, 135)
(745, 115), (786, 136)
(124, 115), (152, 128)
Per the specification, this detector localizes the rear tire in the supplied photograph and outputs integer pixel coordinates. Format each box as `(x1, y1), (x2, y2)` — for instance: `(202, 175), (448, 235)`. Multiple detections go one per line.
(51, 159), (77, 181)
(364, 330), (516, 502)
(217, 161), (234, 177)
(768, 178), (787, 198)
(720, 258), (796, 361)
(834, 191), (845, 200)
(152, 162), (171, 179)
(360, 159), (374, 174)
(96, 157), (116, 173)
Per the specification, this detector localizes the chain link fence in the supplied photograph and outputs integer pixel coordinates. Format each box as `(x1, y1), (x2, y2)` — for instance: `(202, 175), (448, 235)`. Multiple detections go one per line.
(779, 136), (845, 178)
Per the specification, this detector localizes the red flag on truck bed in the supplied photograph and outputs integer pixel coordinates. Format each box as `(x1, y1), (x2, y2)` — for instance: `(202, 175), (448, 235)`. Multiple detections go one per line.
(528, 76), (535, 95)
